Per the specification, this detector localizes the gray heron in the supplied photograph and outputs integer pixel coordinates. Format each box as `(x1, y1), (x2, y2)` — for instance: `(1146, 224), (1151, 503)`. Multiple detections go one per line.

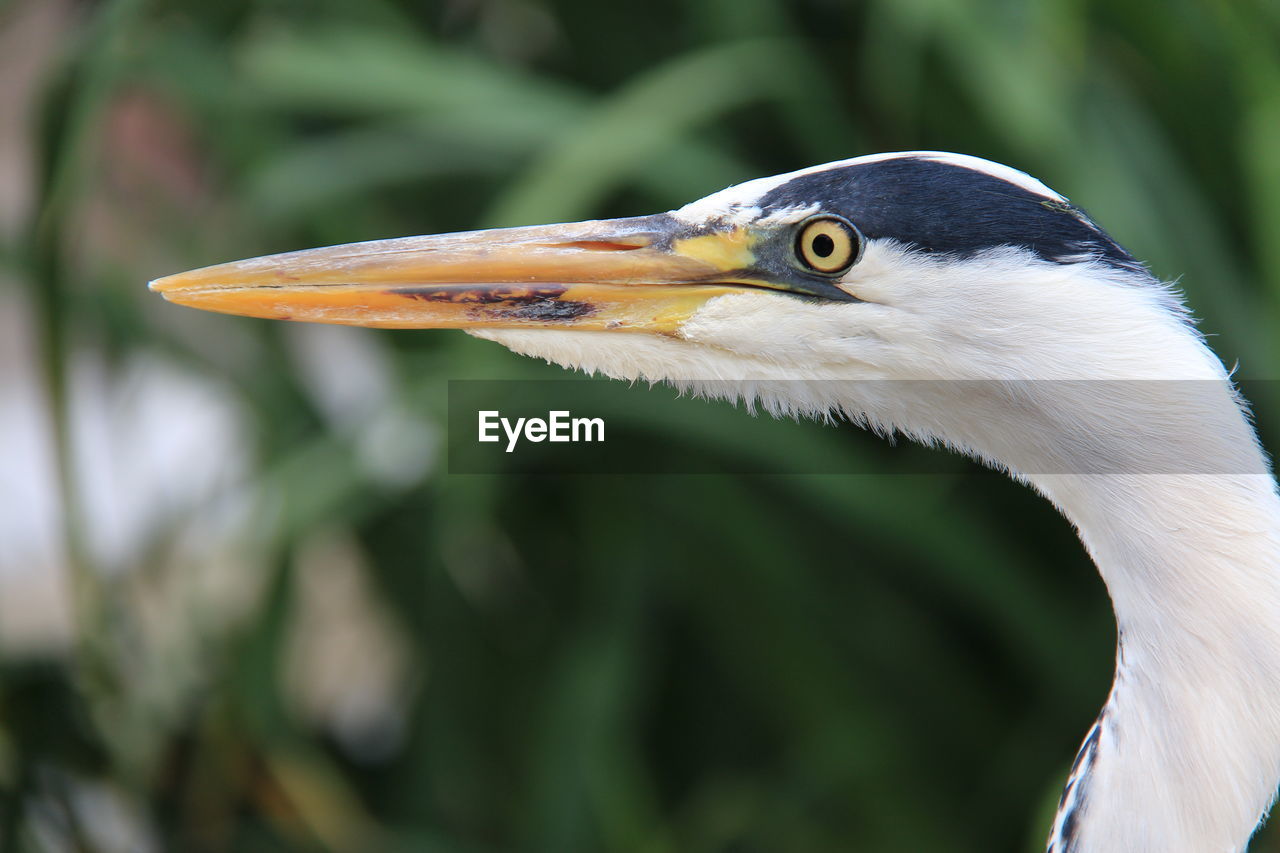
(150, 151), (1280, 852)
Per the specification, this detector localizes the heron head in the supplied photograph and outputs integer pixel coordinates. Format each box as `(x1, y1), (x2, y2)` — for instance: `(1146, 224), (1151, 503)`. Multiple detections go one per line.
(151, 152), (1189, 402)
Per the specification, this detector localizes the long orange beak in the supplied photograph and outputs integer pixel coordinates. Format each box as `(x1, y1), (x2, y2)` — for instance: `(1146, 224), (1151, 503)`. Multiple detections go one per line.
(149, 213), (828, 334)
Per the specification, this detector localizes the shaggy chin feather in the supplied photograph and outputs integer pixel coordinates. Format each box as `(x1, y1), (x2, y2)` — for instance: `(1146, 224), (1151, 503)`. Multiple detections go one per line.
(472, 242), (1247, 478)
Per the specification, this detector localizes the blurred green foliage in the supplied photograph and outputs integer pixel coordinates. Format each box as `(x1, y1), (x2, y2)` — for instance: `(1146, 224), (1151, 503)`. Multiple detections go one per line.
(6, 0), (1280, 850)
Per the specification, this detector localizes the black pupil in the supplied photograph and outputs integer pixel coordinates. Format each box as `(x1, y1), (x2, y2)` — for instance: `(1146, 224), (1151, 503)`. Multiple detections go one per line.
(811, 232), (836, 258)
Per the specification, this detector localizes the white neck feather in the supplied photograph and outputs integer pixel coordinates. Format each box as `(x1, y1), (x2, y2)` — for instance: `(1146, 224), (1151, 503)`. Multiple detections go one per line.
(1036, 466), (1280, 852)
(475, 249), (1280, 851)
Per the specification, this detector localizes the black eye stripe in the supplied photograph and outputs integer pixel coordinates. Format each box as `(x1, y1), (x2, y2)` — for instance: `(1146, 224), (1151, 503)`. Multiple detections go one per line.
(758, 157), (1145, 276)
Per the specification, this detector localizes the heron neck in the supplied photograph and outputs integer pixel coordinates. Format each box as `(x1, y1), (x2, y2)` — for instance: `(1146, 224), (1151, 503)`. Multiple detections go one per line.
(1032, 466), (1280, 853)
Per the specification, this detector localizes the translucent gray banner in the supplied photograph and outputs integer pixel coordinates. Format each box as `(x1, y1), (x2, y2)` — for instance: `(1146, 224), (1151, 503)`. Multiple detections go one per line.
(447, 379), (1277, 475)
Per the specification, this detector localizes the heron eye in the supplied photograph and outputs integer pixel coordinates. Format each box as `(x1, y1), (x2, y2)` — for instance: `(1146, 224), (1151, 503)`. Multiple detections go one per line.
(795, 216), (861, 275)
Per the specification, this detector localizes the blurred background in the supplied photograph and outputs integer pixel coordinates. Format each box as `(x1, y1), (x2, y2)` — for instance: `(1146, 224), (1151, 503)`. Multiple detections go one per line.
(3, 0), (1279, 850)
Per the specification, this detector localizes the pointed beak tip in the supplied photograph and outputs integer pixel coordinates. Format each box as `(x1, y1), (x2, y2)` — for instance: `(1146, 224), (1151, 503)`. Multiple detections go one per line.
(149, 271), (205, 299)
